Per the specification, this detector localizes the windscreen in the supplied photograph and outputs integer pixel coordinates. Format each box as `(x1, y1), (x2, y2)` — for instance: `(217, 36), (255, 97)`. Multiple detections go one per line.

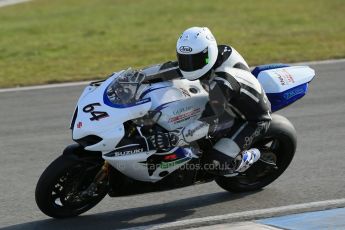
(105, 68), (145, 105)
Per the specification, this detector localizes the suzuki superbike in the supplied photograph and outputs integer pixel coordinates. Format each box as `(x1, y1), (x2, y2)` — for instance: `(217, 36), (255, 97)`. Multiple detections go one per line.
(35, 62), (315, 218)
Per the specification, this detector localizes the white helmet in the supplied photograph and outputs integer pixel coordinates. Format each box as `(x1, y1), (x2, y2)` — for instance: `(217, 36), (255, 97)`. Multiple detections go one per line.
(176, 27), (218, 80)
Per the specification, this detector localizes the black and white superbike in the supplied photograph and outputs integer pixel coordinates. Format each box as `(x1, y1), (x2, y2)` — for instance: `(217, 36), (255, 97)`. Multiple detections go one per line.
(35, 62), (315, 218)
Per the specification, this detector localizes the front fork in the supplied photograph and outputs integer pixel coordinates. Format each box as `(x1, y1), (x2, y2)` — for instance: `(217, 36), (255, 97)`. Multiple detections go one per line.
(96, 161), (110, 180)
(81, 161), (110, 197)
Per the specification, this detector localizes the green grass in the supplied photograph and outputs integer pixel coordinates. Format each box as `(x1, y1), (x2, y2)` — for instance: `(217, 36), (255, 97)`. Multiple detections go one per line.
(0, 0), (344, 88)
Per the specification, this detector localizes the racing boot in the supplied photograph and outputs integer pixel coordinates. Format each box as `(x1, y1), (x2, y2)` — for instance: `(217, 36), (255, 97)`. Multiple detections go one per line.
(235, 148), (261, 173)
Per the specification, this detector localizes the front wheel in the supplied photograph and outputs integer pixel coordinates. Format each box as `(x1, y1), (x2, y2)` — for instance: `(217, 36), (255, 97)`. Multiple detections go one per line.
(35, 154), (109, 218)
(216, 114), (297, 193)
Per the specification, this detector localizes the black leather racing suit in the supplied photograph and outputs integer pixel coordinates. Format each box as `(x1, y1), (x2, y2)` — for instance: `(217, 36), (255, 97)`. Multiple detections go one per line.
(198, 45), (272, 172)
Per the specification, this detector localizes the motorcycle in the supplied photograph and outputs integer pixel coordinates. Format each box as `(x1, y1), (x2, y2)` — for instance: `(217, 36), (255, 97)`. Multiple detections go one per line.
(35, 61), (315, 218)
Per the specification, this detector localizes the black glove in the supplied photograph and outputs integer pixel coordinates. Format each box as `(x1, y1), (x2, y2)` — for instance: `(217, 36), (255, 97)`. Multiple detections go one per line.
(149, 131), (179, 151)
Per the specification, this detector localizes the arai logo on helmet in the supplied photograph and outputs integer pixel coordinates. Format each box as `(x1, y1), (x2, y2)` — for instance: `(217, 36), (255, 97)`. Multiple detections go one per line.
(179, 46), (193, 53)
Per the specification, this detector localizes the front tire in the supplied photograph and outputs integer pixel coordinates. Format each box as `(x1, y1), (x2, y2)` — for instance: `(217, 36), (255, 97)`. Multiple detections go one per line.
(35, 154), (108, 218)
(216, 114), (297, 193)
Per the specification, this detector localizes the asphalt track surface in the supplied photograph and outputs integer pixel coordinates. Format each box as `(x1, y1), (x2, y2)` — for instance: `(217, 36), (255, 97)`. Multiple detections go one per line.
(0, 61), (344, 229)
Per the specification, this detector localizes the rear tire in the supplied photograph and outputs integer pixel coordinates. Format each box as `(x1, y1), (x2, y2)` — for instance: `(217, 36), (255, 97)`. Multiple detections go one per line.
(216, 114), (296, 193)
(35, 154), (108, 218)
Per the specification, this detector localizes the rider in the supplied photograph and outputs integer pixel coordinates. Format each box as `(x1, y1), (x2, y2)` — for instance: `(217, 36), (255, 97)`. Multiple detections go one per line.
(151, 27), (272, 175)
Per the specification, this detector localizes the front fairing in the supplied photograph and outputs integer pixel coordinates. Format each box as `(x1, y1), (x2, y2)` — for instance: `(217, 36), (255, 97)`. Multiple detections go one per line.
(71, 71), (152, 152)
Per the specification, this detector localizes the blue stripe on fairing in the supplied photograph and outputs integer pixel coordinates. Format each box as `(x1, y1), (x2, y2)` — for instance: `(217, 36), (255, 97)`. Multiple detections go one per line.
(175, 147), (189, 158)
(171, 148), (193, 162)
(139, 86), (170, 99)
(252, 63), (290, 78)
(268, 83), (308, 112)
(103, 89), (151, 108)
(257, 208), (345, 230)
(153, 100), (181, 112)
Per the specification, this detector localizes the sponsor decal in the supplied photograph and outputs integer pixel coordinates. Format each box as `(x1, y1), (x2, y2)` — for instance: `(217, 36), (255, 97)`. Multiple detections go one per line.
(180, 88), (191, 98)
(243, 123), (269, 149)
(169, 108), (201, 124)
(179, 46), (192, 53)
(173, 105), (193, 115)
(278, 76), (286, 86)
(283, 87), (305, 99)
(185, 122), (208, 138)
(221, 46), (231, 55)
(105, 148), (144, 157)
(77, 122), (83, 128)
(275, 69), (295, 86)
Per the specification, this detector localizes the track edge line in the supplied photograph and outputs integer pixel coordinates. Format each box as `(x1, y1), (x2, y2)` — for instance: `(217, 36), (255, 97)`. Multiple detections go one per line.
(120, 198), (345, 230)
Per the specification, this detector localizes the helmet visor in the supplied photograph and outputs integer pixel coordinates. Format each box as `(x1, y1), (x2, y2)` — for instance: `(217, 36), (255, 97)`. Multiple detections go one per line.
(177, 49), (209, 72)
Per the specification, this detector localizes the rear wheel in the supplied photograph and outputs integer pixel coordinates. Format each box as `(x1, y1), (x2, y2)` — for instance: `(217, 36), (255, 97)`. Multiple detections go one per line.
(35, 154), (109, 218)
(216, 114), (296, 193)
